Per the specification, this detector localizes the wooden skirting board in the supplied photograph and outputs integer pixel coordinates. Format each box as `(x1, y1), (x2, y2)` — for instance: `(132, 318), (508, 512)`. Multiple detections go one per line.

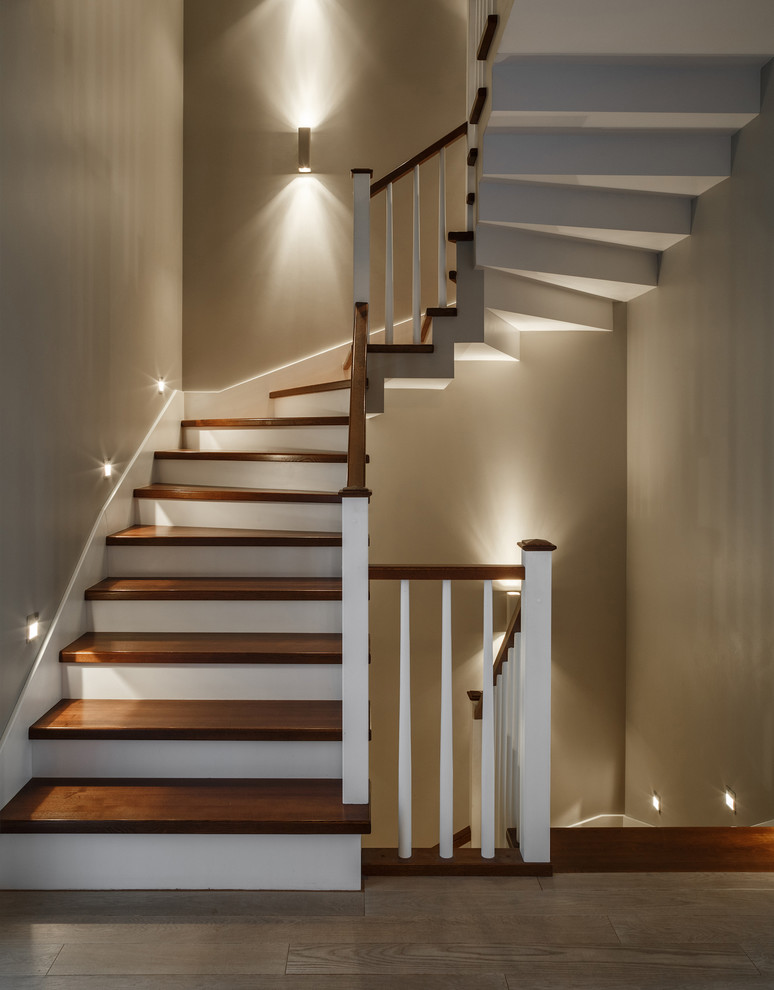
(550, 826), (774, 872)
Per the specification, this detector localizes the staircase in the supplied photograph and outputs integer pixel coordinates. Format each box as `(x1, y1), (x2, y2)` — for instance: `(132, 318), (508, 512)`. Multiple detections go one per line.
(0, 383), (370, 889)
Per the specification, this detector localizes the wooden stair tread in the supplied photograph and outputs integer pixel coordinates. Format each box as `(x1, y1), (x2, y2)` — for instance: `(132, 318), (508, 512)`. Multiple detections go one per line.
(30, 699), (342, 741)
(269, 380), (351, 399)
(181, 417), (348, 428)
(106, 526), (342, 547)
(154, 450), (355, 463)
(449, 230), (475, 243)
(133, 484), (342, 503)
(60, 631), (343, 664)
(367, 344), (434, 354)
(0, 778), (371, 834)
(85, 577), (342, 601)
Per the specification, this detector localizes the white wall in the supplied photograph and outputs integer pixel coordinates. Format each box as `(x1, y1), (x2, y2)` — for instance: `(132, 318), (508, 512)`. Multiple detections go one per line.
(0, 0), (184, 732)
(626, 63), (774, 826)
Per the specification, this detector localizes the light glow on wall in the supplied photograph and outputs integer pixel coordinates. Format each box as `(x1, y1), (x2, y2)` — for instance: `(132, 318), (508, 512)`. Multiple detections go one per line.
(26, 613), (39, 643)
(652, 792), (661, 813)
(725, 786), (736, 813)
(103, 460), (113, 479)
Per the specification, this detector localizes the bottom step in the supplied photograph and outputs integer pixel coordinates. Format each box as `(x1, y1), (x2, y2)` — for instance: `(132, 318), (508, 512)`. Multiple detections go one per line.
(361, 847), (551, 876)
(0, 834), (363, 889)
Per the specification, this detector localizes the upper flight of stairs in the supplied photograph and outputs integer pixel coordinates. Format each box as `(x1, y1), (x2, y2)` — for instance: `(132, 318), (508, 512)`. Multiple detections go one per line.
(474, 54), (764, 308)
(0, 384), (370, 890)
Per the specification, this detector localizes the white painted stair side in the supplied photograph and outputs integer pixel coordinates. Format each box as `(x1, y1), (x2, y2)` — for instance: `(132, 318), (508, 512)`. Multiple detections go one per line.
(88, 598), (342, 634)
(107, 544), (342, 578)
(63, 662), (342, 700)
(154, 457), (347, 492)
(0, 833), (363, 890)
(483, 268), (616, 333)
(185, 425), (348, 452)
(136, 496), (342, 531)
(272, 388), (351, 417)
(32, 738), (342, 778)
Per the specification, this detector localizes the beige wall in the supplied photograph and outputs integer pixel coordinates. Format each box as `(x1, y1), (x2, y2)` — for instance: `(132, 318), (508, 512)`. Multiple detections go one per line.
(366, 330), (628, 843)
(183, 0), (468, 391)
(0, 0), (183, 730)
(626, 64), (774, 826)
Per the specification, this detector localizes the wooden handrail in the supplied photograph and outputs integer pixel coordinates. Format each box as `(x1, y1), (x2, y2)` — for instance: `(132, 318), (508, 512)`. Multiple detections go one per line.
(370, 122), (467, 197)
(340, 302), (370, 496)
(369, 565), (525, 581)
(492, 597), (521, 684)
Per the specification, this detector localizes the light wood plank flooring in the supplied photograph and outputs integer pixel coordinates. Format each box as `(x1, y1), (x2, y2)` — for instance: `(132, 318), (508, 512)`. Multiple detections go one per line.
(1, 873), (774, 987)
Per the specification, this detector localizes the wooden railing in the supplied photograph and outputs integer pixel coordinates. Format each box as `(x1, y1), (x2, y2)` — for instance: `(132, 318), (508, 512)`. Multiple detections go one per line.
(369, 124), (467, 345)
(369, 543), (554, 864)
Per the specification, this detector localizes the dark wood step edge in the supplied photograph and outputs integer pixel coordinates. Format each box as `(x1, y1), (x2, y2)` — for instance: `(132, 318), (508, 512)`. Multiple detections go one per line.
(477, 14), (499, 61)
(180, 417), (349, 428)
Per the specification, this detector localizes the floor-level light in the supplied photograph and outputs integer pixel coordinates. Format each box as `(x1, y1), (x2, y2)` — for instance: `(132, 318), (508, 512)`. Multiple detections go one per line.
(725, 786), (736, 813)
(652, 792), (661, 814)
(298, 126), (311, 172)
(26, 613), (39, 643)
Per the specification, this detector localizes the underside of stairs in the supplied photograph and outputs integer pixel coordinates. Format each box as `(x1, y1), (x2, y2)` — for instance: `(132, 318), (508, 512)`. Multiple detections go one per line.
(0, 385), (370, 890)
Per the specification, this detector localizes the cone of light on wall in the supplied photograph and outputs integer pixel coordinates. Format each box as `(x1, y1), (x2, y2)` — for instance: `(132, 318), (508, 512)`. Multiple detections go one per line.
(298, 127), (311, 172)
(26, 613), (39, 643)
(725, 786), (736, 813)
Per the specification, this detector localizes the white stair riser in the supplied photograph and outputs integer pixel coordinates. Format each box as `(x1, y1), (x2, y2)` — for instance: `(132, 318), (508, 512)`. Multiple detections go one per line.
(107, 545), (341, 578)
(0, 834), (362, 890)
(155, 458), (347, 492)
(63, 663), (342, 700)
(185, 426), (348, 452)
(137, 498), (341, 532)
(272, 390), (350, 417)
(32, 739), (341, 778)
(89, 599), (342, 634)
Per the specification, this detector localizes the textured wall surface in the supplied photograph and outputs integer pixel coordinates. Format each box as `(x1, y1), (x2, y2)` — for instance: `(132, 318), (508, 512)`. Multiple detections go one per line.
(626, 65), (774, 826)
(0, 0), (183, 732)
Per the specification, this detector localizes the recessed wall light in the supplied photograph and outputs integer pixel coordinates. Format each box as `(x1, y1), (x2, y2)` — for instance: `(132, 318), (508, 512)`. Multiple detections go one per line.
(157, 378), (166, 394)
(26, 613), (39, 643)
(103, 460), (113, 479)
(725, 786), (736, 813)
(652, 792), (661, 814)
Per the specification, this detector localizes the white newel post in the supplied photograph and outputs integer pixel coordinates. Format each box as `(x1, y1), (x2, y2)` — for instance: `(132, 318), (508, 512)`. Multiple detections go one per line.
(517, 539), (556, 862)
(341, 496), (370, 805)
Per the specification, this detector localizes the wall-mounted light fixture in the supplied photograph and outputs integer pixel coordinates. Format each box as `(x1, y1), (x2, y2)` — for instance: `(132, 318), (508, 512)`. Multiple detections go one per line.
(652, 792), (661, 814)
(26, 613), (39, 643)
(157, 378), (166, 395)
(298, 126), (311, 172)
(103, 460), (113, 479)
(725, 786), (737, 813)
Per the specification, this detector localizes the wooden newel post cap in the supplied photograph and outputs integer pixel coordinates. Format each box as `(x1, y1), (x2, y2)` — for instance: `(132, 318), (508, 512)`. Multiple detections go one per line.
(351, 168), (374, 176)
(518, 539), (557, 552)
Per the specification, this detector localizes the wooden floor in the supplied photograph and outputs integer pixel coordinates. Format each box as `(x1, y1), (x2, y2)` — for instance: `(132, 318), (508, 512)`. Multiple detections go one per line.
(3, 873), (774, 987)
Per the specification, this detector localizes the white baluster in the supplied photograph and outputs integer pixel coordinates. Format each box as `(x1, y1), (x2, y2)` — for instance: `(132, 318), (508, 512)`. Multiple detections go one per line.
(504, 644), (516, 837)
(341, 496), (370, 804)
(495, 666), (504, 846)
(439, 579), (453, 858)
(398, 579), (412, 858)
(412, 165), (421, 344)
(481, 579), (495, 858)
(437, 147), (447, 308)
(385, 183), (394, 345)
(352, 170), (372, 306)
(518, 542), (555, 863)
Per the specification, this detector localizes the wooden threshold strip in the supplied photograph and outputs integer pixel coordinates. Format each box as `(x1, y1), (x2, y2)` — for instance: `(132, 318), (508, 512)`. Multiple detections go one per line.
(362, 846), (551, 877)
